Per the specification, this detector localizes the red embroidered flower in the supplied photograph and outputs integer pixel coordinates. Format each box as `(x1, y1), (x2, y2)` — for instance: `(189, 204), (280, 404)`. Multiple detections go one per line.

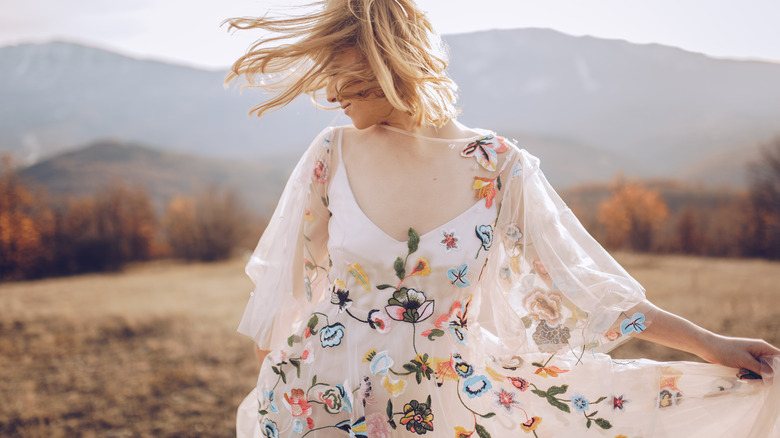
(283, 388), (312, 417)
(440, 231), (458, 252)
(306, 417), (314, 429)
(312, 159), (329, 183)
(508, 376), (529, 391)
(612, 394), (628, 410)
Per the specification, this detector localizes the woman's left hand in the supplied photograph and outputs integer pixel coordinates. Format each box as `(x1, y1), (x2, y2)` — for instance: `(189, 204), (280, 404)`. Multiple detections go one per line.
(700, 335), (780, 378)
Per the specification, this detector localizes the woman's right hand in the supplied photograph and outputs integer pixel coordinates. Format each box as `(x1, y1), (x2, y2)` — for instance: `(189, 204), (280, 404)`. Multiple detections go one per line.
(254, 344), (270, 368)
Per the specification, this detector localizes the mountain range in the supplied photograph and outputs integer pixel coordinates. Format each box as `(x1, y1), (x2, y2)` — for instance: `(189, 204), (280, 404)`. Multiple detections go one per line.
(3, 29), (780, 201)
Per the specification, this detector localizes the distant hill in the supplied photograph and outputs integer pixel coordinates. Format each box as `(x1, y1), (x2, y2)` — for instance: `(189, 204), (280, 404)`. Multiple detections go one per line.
(3, 30), (780, 187)
(19, 140), (288, 214)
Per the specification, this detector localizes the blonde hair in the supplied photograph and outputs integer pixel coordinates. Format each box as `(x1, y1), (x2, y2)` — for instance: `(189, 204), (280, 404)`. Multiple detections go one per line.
(224, 0), (458, 127)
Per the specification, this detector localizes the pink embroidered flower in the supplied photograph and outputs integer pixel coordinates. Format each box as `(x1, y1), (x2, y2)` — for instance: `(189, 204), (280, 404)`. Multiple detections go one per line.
(283, 388), (312, 417)
(368, 309), (392, 334)
(312, 159), (329, 183)
(493, 388), (521, 413)
(508, 376), (529, 391)
(532, 258), (551, 280)
(523, 289), (564, 326)
(301, 342), (314, 364)
(306, 417), (314, 429)
(366, 412), (392, 437)
(440, 230), (459, 252)
(605, 330), (621, 342)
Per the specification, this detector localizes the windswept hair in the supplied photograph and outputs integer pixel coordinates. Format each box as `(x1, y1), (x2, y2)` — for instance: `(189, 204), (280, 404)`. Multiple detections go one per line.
(224, 0), (458, 127)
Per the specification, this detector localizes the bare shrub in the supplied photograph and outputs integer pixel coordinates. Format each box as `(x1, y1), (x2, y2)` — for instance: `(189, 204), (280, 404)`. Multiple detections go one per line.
(163, 186), (249, 262)
(743, 137), (780, 259)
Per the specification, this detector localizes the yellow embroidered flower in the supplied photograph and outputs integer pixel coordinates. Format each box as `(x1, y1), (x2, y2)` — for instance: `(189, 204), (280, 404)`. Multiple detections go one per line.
(303, 208), (313, 221)
(434, 356), (459, 383)
(454, 426), (473, 437)
(520, 416), (542, 432)
(347, 262), (370, 290)
(485, 366), (506, 382)
(363, 349), (377, 363)
(472, 176), (499, 208)
(410, 258), (431, 276)
(381, 374), (407, 397)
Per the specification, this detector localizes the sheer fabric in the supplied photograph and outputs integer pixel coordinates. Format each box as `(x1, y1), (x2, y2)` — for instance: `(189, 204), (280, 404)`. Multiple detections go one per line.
(237, 126), (779, 437)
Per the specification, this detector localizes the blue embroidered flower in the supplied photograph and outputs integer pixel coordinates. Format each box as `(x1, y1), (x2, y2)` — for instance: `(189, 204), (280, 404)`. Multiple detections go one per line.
(292, 419), (303, 434)
(571, 393), (590, 412)
(447, 264), (470, 288)
(369, 350), (394, 375)
(620, 313), (647, 335)
(263, 389), (279, 413)
(261, 418), (279, 438)
(463, 375), (492, 398)
(453, 354), (473, 378)
(320, 323), (345, 347)
(475, 224), (493, 251)
(336, 417), (368, 438)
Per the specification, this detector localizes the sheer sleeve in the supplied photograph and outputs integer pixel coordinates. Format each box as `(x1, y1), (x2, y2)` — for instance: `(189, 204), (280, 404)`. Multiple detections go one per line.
(477, 145), (656, 357)
(238, 127), (335, 349)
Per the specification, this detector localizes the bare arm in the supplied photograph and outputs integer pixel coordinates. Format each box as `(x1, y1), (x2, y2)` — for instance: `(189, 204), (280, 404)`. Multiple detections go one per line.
(636, 303), (780, 376)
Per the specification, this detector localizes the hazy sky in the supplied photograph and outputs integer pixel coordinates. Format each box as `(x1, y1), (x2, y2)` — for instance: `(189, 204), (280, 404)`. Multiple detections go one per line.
(2, 0), (779, 69)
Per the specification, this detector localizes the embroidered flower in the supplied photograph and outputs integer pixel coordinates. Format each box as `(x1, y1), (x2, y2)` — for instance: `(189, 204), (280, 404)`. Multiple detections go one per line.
(475, 224), (493, 251)
(570, 393), (590, 412)
(620, 313), (647, 335)
(472, 175), (500, 208)
(508, 377), (529, 391)
(292, 419), (303, 434)
(532, 258), (551, 281)
(506, 224), (523, 241)
(306, 417), (314, 430)
(463, 375), (492, 398)
(301, 342), (314, 364)
(261, 418), (279, 438)
(399, 399), (434, 434)
(317, 384), (348, 414)
(312, 159), (329, 183)
(612, 394), (628, 411)
(493, 388), (521, 413)
(446, 264), (470, 288)
(605, 330), (621, 342)
(320, 323), (345, 347)
(454, 426), (473, 438)
(329, 279), (352, 312)
(347, 263), (370, 290)
(367, 309), (392, 333)
(381, 374), (407, 397)
(385, 287), (435, 323)
(532, 320), (571, 352)
(434, 298), (471, 344)
(407, 353), (434, 384)
(263, 389), (279, 413)
(433, 356), (459, 384)
(659, 389), (683, 408)
(440, 230), (459, 252)
(359, 376), (374, 407)
(511, 162), (522, 178)
(410, 258), (431, 276)
(523, 289), (564, 326)
(283, 388), (312, 417)
(534, 365), (569, 378)
(365, 349), (394, 375)
(460, 135), (509, 171)
(336, 417), (368, 437)
(366, 412), (392, 438)
(520, 416), (541, 432)
(453, 354), (474, 378)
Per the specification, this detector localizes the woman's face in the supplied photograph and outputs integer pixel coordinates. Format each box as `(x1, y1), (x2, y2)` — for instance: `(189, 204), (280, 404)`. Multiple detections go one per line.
(325, 49), (402, 130)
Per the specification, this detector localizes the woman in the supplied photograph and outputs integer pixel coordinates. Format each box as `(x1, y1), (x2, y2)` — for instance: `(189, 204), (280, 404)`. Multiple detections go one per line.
(227, 1), (779, 436)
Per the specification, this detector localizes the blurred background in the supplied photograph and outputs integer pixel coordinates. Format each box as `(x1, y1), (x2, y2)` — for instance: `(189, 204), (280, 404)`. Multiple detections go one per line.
(1, 0), (779, 436)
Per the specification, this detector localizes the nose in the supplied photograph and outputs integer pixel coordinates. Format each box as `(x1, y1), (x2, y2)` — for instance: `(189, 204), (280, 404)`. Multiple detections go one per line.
(325, 77), (337, 103)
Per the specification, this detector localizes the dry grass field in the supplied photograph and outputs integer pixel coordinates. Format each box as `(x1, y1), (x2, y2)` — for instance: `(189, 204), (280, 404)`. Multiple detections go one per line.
(1, 253), (778, 437)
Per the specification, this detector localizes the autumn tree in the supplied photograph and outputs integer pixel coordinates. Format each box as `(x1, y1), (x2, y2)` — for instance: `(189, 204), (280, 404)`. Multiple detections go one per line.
(743, 137), (780, 259)
(597, 181), (669, 251)
(0, 155), (55, 279)
(163, 186), (249, 262)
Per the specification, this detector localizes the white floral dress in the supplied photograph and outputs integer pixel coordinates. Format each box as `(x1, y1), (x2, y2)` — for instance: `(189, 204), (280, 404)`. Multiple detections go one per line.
(236, 126), (779, 438)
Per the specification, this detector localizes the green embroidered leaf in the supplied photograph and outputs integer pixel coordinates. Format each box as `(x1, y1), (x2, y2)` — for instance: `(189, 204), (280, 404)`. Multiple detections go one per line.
(290, 358), (302, 378)
(475, 424), (492, 438)
(480, 412), (496, 419)
(376, 284), (395, 290)
(271, 366), (280, 375)
(521, 316), (534, 328)
(594, 418), (612, 430)
(312, 375), (317, 386)
(426, 395), (432, 409)
(531, 362), (545, 368)
(586, 418), (592, 429)
(287, 334), (295, 347)
(531, 389), (547, 398)
(407, 228), (420, 255)
(307, 315), (319, 331)
(496, 175), (502, 191)
(546, 396), (571, 413)
(388, 419), (397, 430)
(546, 385), (568, 396)
(394, 257), (406, 280)
(259, 409), (268, 416)
(593, 396), (607, 404)
(280, 370), (287, 384)
(386, 399), (393, 419)
(585, 411), (598, 418)
(426, 329), (445, 340)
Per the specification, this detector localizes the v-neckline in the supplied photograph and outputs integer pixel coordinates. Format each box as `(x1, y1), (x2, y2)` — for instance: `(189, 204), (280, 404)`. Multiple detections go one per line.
(332, 130), (491, 245)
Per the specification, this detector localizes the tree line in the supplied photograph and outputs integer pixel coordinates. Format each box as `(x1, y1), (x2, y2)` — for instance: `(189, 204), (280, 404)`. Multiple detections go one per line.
(0, 154), (259, 281)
